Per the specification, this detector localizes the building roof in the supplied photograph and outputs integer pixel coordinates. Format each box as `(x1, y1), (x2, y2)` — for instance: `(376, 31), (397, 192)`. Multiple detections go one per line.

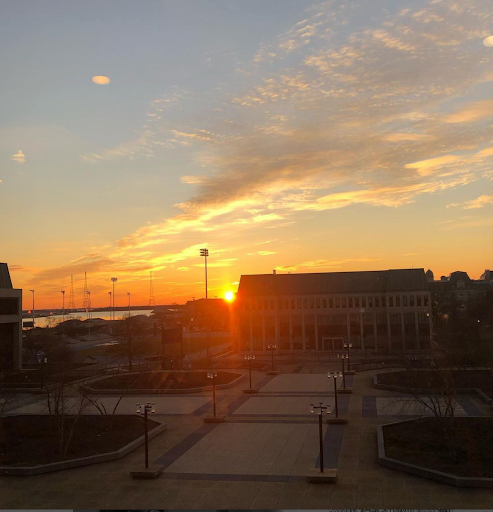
(0, 263), (13, 289)
(238, 268), (428, 296)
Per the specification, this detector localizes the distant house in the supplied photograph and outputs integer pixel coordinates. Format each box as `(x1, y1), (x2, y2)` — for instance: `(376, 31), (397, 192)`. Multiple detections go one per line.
(236, 268), (432, 354)
(0, 263), (22, 370)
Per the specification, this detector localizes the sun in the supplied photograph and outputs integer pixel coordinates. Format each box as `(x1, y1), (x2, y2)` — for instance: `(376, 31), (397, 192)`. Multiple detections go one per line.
(224, 291), (235, 302)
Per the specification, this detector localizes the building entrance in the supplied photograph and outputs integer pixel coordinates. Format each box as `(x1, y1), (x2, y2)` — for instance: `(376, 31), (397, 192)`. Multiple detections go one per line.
(321, 337), (344, 352)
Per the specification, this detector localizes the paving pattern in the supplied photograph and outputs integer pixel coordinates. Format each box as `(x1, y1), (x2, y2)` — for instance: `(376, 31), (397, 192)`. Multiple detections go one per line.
(2, 364), (493, 509)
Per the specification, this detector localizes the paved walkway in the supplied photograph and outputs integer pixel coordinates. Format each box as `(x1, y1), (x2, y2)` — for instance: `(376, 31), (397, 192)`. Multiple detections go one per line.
(1, 365), (493, 509)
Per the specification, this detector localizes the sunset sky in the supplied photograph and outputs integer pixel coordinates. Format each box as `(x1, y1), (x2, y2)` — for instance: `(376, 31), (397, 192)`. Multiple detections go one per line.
(1, 0), (493, 310)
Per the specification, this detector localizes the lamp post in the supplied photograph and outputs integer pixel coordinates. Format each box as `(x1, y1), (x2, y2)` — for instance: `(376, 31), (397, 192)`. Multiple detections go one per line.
(108, 291), (112, 314)
(337, 353), (348, 389)
(328, 371), (342, 417)
(30, 289), (35, 331)
(344, 342), (352, 371)
(268, 343), (276, 372)
(245, 354), (255, 389)
(207, 370), (218, 417)
(310, 402), (331, 473)
(200, 248), (210, 363)
(111, 277), (117, 333)
(61, 290), (65, 325)
(136, 402), (155, 469)
(36, 350), (47, 390)
(127, 292), (131, 318)
(87, 291), (91, 335)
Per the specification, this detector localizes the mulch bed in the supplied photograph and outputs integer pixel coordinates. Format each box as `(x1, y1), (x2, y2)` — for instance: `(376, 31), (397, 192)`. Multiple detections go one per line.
(0, 415), (158, 466)
(89, 370), (241, 390)
(377, 369), (493, 399)
(383, 417), (493, 478)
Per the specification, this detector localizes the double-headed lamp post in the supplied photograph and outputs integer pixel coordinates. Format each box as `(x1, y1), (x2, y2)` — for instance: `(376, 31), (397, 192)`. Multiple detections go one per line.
(310, 402), (331, 473)
(344, 342), (352, 371)
(268, 343), (276, 372)
(245, 354), (255, 389)
(29, 289), (35, 331)
(207, 370), (218, 417)
(136, 402), (156, 469)
(200, 248), (210, 363)
(328, 371), (343, 418)
(337, 353), (348, 389)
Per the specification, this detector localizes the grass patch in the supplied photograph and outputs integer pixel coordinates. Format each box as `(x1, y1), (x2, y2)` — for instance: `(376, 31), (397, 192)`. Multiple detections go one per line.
(0, 415), (159, 466)
(89, 370), (241, 390)
(383, 417), (493, 478)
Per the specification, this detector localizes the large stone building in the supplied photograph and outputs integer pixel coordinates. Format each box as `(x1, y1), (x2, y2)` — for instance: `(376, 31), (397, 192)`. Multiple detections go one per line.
(236, 268), (432, 354)
(0, 263), (22, 370)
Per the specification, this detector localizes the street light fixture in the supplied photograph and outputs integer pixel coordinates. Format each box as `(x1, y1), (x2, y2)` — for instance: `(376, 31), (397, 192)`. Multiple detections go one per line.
(310, 402), (331, 473)
(207, 370), (218, 417)
(245, 354), (255, 390)
(29, 289), (35, 331)
(344, 342), (352, 371)
(136, 402), (156, 469)
(328, 371), (343, 418)
(200, 248), (210, 363)
(337, 353), (348, 389)
(61, 290), (65, 325)
(36, 350), (47, 390)
(267, 343), (277, 372)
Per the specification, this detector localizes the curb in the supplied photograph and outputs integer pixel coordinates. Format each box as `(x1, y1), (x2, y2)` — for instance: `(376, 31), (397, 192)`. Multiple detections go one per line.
(81, 371), (245, 395)
(377, 419), (493, 488)
(373, 374), (493, 407)
(0, 421), (167, 476)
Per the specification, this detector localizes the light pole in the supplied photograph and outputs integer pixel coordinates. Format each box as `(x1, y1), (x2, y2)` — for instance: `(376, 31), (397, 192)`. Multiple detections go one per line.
(344, 342), (352, 371)
(310, 402), (331, 473)
(61, 290), (65, 324)
(108, 291), (112, 318)
(127, 292), (131, 318)
(30, 289), (35, 331)
(328, 371), (343, 418)
(207, 370), (218, 417)
(337, 353), (348, 389)
(200, 248), (210, 363)
(36, 350), (47, 390)
(245, 354), (255, 389)
(87, 291), (91, 335)
(111, 277), (117, 332)
(136, 402), (155, 468)
(268, 343), (276, 371)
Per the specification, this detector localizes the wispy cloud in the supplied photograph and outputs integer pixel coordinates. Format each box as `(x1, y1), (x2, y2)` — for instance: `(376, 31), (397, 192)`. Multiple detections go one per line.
(11, 149), (25, 163)
(447, 194), (493, 209)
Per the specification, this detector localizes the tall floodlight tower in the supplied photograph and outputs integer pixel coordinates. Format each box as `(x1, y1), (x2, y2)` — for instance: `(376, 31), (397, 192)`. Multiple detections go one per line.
(111, 277), (118, 322)
(149, 271), (156, 307)
(61, 290), (65, 324)
(82, 272), (89, 311)
(200, 248), (210, 363)
(68, 275), (76, 310)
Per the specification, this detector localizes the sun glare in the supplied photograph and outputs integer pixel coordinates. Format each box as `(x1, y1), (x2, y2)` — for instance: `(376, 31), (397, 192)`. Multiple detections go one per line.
(483, 36), (493, 47)
(225, 291), (234, 301)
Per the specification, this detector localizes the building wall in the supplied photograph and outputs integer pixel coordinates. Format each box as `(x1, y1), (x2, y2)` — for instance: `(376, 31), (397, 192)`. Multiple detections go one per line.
(237, 290), (432, 354)
(0, 288), (23, 370)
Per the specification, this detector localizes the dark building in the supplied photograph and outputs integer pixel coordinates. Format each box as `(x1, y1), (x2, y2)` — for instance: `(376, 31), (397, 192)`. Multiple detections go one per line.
(236, 268), (432, 354)
(429, 268), (493, 317)
(0, 263), (22, 370)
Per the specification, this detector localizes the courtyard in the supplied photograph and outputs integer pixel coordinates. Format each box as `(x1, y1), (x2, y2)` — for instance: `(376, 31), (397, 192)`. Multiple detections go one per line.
(1, 363), (492, 509)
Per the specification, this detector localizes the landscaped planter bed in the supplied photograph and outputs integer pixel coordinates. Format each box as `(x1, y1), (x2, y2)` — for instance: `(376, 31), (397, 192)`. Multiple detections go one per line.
(84, 370), (244, 394)
(379, 417), (493, 487)
(0, 414), (163, 475)
(375, 369), (493, 399)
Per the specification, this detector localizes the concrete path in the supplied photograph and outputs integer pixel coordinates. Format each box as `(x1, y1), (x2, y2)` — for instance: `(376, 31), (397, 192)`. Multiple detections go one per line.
(2, 366), (493, 509)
